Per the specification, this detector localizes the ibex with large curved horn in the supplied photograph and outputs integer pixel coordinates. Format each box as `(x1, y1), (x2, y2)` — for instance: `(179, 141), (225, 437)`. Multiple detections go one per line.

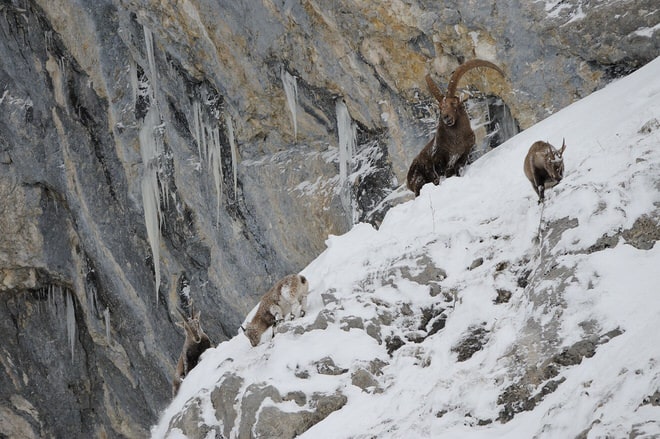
(172, 301), (212, 397)
(407, 59), (505, 196)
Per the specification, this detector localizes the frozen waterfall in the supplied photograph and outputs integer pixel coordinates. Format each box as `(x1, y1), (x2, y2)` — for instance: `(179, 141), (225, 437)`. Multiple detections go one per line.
(139, 105), (164, 302)
(281, 67), (299, 140)
(336, 99), (357, 225)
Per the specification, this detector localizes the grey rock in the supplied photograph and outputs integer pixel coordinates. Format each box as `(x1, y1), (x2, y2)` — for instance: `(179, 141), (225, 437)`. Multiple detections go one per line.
(468, 257), (484, 270)
(238, 384), (282, 439)
(497, 329), (623, 423)
(452, 325), (489, 362)
(400, 256), (448, 284)
(365, 321), (383, 344)
(367, 358), (389, 377)
(253, 392), (347, 439)
(307, 309), (335, 331)
(340, 315), (365, 331)
(351, 368), (381, 393)
(643, 390), (660, 407)
(210, 373), (244, 439)
(622, 214), (659, 250)
(386, 335), (405, 356)
(284, 391), (307, 406)
(315, 357), (349, 376)
(321, 291), (339, 305)
(169, 398), (217, 439)
(494, 289), (512, 304)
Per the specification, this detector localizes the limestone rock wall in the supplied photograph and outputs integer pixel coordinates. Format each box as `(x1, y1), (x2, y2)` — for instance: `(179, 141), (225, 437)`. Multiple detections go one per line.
(0, 0), (657, 436)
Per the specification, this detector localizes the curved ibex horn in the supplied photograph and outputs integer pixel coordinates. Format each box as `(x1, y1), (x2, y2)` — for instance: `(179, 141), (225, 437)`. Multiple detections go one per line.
(425, 74), (445, 103)
(446, 59), (505, 98)
(177, 307), (188, 321)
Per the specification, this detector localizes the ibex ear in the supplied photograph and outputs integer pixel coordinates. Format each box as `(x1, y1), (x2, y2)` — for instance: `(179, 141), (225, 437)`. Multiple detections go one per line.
(559, 138), (566, 155)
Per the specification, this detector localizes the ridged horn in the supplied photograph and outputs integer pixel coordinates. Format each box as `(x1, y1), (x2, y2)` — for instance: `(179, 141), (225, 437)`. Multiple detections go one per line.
(425, 74), (445, 103)
(446, 59), (505, 98)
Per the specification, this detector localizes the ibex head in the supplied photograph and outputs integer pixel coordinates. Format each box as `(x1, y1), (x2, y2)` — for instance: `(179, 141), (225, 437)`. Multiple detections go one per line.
(426, 59), (505, 127)
(546, 138), (567, 181)
(176, 304), (205, 344)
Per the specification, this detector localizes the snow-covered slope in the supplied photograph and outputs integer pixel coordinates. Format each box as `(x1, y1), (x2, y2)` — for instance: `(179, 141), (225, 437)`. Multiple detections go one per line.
(152, 57), (660, 438)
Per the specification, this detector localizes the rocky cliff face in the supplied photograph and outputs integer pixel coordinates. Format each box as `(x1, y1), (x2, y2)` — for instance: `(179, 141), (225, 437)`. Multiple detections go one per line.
(0, 0), (657, 437)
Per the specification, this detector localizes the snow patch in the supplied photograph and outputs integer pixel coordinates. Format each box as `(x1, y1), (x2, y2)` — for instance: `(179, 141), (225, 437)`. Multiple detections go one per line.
(153, 56), (660, 439)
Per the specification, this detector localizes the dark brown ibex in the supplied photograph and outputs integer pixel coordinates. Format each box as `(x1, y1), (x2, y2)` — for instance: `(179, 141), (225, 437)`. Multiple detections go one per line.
(524, 139), (566, 203)
(407, 59), (505, 196)
(172, 303), (212, 397)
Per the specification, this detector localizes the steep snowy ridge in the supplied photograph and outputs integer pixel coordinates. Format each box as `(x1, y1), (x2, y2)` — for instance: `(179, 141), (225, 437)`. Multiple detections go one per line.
(153, 58), (660, 438)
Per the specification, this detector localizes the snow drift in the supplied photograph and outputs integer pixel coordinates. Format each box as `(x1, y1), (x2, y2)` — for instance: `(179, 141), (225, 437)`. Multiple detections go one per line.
(152, 57), (660, 438)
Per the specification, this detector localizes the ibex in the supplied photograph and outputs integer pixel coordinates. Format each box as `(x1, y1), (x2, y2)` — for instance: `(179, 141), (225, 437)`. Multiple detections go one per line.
(243, 274), (309, 347)
(407, 59), (505, 196)
(172, 303), (212, 397)
(524, 139), (566, 203)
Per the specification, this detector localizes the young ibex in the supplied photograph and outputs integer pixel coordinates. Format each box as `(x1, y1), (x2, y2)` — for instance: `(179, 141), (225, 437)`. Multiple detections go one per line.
(407, 59), (506, 196)
(243, 274), (309, 347)
(524, 139), (567, 203)
(172, 304), (212, 397)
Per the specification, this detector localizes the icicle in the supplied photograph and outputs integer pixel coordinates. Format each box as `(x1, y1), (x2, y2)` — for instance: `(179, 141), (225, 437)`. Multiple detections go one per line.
(143, 27), (158, 102)
(129, 58), (138, 108)
(192, 101), (203, 161)
(336, 99), (357, 225)
(66, 289), (76, 362)
(225, 113), (238, 199)
(336, 99), (356, 186)
(139, 107), (163, 301)
(281, 67), (298, 140)
(498, 99), (519, 142)
(104, 308), (111, 345)
(44, 30), (53, 50)
(208, 126), (224, 227)
(58, 57), (66, 83)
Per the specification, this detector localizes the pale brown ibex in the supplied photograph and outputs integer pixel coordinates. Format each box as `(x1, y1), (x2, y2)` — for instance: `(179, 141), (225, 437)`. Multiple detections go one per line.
(524, 139), (566, 203)
(243, 274), (309, 347)
(172, 303), (212, 397)
(407, 59), (505, 196)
